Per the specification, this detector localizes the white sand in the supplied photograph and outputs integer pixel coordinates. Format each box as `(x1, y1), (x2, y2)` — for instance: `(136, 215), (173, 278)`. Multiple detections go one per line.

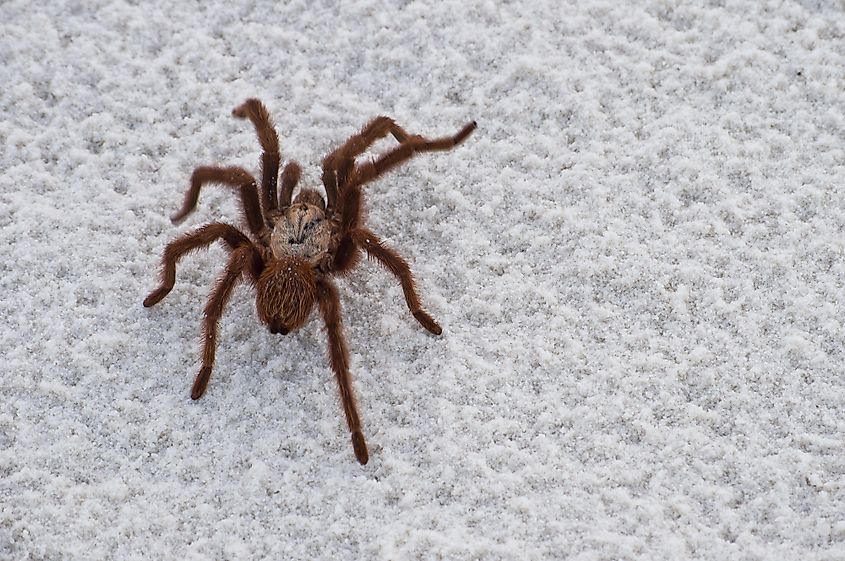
(2, 1), (844, 559)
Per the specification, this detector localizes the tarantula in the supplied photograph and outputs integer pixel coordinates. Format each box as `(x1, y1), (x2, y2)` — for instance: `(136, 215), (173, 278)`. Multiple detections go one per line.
(143, 98), (476, 464)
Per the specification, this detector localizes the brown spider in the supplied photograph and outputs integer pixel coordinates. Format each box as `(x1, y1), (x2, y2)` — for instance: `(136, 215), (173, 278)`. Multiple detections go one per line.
(143, 98), (476, 464)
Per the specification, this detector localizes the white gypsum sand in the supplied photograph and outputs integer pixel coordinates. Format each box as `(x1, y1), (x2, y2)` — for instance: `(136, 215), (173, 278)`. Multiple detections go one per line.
(1, 1), (843, 560)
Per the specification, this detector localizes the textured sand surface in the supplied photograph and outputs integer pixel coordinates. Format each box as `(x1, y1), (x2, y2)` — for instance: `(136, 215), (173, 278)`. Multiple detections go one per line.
(2, 1), (844, 559)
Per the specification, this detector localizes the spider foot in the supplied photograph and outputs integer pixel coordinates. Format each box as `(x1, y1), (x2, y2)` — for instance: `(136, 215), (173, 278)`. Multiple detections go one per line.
(231, 98), (258, 119)
(191, 366), (212, 400)
(413, 310), (442, 335)
(352, 431), (369, 465)
(143, 287), (171, 308)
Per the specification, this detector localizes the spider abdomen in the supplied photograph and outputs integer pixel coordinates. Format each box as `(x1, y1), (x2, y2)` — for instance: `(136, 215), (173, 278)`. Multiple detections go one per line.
(256, 257), (316, 334)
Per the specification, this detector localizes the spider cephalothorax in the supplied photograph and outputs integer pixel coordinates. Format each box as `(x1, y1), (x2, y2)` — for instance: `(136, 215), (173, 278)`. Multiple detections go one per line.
(270, 191), (331, 260)
(144, 98), (476, 464)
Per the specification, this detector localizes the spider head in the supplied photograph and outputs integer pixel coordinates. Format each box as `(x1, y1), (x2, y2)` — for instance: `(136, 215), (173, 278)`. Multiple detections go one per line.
(255, 256), (317, 334)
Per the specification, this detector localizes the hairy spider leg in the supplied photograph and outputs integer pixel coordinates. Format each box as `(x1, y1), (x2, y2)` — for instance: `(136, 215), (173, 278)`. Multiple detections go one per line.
(350, 227), (442, 334)
(232, 98), (281, 216)
(278, 161), (302, 209)
(321, 116), (410, 210)
(329, 182), (363, 274)
(193, 245), (259, 399)
(329, 120), (478, 273)
(171, 166), (269, 242)
(143, 223), (257, 308)
(316, 278), (369, 465)
(345, 121), (478, 189)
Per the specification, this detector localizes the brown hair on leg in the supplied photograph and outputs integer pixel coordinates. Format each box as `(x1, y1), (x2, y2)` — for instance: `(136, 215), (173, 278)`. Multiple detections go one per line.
(337, 183), (363, 234)
(232, 99), (281, 215)
(346, 121), (477, 188)
(192, 245), (254, 399)
(331, 234), (362, 274)
(320, 167), (338, 214)
(232, 98), (279, 154)
(143, 223), (254, 308)
(321, 116), (396, 210)
(315, 278), (368, 464)
(278, 161), (301, 210)
(171, 166), (268, 241)
(351, 228), (442, 335)
(330, 183), (365, 273)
